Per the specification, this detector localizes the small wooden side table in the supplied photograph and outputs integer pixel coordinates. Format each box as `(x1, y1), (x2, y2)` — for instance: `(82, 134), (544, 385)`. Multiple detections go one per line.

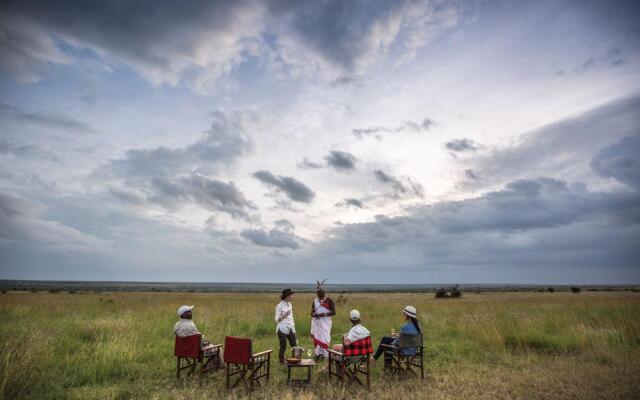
(286, 359), (316, 387)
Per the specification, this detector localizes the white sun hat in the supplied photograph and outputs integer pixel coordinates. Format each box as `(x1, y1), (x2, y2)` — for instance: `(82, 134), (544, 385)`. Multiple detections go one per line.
(403, 305), (417, 318)
(177, 305), (193, 318)
(349, 309), (361, 321)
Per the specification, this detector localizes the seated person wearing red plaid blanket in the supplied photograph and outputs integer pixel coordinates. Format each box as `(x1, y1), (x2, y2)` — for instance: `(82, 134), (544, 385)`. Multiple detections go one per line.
(332, 309), (371, 353)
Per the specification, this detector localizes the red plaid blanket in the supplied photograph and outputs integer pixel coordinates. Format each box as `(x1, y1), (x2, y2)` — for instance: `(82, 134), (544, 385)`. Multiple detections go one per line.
(343, 336), (373, 357)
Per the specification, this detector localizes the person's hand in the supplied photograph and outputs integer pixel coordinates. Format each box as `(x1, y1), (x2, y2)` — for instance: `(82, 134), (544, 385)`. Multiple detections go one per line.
(312, 313), (319, 318)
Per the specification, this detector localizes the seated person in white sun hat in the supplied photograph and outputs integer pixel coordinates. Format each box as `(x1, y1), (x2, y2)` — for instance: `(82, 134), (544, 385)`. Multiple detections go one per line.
(174, 305), (202, 338)
(331, 309), (371, 353)
(373, 305), (421, 364)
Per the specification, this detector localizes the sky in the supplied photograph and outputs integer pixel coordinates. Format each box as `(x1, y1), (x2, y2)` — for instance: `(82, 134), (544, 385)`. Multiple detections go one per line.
(0, 0), (639, 284)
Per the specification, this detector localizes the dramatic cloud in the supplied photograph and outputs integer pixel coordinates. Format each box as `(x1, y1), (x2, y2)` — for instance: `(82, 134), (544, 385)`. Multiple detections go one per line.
(320, 176), (640, 274)
(445, 138), (481, 153)
(107, 111), (252, 180)
(253, 170), (315, 203)
(0, 191), (110, 252)
(0, 103), (95, 134)
(336, 198), (364, 209)
(591, 136), (640, 190)
(241, 219), (304, 249)
(373, 169), (424, 199)
(325, 150), (357, 171)
(352, 118), (434, 140)
(0, 0), (461, 89)
(465, 95), (640, 186)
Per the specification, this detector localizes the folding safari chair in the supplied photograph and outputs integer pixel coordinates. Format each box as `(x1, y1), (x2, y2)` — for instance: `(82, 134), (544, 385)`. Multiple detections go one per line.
(327, 336), (373, 388)
(380, 333), (425, 379)
(174, 334), (222, 378)
(224, 336), (272, 393)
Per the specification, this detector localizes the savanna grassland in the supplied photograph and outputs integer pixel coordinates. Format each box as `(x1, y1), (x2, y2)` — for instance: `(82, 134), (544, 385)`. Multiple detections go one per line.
(1, 291), (639, 400)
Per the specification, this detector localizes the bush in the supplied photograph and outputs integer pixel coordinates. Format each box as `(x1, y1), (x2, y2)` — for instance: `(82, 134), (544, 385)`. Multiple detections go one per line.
(450, 285), (463, 298)
(435, 288), (449, 298)
(547, 287), (555, 293)
(570, 286), (581, 293)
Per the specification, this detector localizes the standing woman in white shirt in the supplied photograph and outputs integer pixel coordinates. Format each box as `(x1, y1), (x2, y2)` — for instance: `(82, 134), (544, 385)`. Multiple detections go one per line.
(275, 288), (297, 364)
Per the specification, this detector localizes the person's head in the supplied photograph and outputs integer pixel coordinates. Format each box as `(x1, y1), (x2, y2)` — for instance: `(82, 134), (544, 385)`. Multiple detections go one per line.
(281, 288), (295, 302)
(177, 305), (193, 319)
(349, 309), (361, 325)
(403, 305), (417, 320)
(316, 287), (325, 298)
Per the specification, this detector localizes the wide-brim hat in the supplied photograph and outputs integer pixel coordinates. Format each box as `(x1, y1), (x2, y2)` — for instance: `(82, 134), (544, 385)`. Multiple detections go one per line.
(403, 305), (417, 318)
(281, 288), (296, 300)
(177, 305), (193, 318)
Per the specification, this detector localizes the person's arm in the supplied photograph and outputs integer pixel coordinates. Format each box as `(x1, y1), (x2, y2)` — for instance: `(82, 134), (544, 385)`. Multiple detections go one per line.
(311, 301), (317, 318)
(324, 297), (336, 317)
(275, 303), (281, 323)
(189, 320), (201, 335)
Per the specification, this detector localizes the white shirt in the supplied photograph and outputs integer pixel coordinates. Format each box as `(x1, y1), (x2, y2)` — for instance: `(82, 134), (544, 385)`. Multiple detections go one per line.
(346, 323), (370, 342)
(275, 300), (295, 334)
(174, 319), (201, 338)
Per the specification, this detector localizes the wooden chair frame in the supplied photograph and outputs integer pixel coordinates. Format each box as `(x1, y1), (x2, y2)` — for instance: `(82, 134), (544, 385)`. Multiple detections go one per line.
(380, 333), (425, 379)
(224, 337), (272, 393)
(175, 335), (223, 378)
(327, 339), (372, 388)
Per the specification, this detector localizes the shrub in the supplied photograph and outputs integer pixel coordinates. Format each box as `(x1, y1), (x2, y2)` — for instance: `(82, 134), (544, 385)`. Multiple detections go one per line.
(435, 288), (449, 298)
(547, 287), (555, 293)
(570, 286), (581, 293)
(450, 285), (463, 298)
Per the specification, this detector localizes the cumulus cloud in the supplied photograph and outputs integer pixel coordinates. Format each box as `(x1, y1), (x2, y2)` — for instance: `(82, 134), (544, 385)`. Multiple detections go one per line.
(325, 150), (357, 171)
(373, 169), (424, 199)
(107, 111), (252, 180)
(445, 138), (481, 153)
(0, 1), (462, 89)
(336, 198), (364, 209)
(241, 219), (304, 249)
(253, 170), (315, 203)
(352, 118), (434, 140)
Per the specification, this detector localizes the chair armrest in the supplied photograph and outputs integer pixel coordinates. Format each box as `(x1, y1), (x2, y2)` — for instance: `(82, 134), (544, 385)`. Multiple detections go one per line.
(380, 344), (399, 351)
(252, 350), (273, 358)
(327, 349), (343, 358)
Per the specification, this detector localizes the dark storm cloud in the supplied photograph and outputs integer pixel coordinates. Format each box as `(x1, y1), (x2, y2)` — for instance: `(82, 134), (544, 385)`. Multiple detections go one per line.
(0, 103), (95, 134)
(445, 138), (480, 152)
(591, 136), (640, 190)
(0, 0), (461, 85)
(325, 150), (356, 171)
(320, 175), (640, 271)
(253, 170), (315, 203)
(336, 198), (364, 209)
(373, 169), (424, 199)
(107, 111), (252, 180)
(144, 175), (256, 220)
(269, 0), (460, 72)
(241, 228), (302, 249)
(352, 118), (434, 140)
(241, 218), (303, 249)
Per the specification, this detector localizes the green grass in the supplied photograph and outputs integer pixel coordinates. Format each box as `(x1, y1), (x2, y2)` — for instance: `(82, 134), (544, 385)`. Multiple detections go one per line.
(1, 291), (639, 399)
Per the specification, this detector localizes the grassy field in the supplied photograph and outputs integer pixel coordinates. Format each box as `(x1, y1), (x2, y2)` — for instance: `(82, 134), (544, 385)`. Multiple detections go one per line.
(0, 291), (639, 400)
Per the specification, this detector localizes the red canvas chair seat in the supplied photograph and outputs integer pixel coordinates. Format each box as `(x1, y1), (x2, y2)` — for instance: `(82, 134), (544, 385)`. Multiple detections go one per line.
(175, 334), (201, 358)
(174, 334), (222, 378)
(224, 336), (272, 393)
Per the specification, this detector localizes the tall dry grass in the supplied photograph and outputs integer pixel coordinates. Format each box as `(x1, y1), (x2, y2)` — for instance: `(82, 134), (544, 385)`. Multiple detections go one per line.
(0, 291), (639, 399)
